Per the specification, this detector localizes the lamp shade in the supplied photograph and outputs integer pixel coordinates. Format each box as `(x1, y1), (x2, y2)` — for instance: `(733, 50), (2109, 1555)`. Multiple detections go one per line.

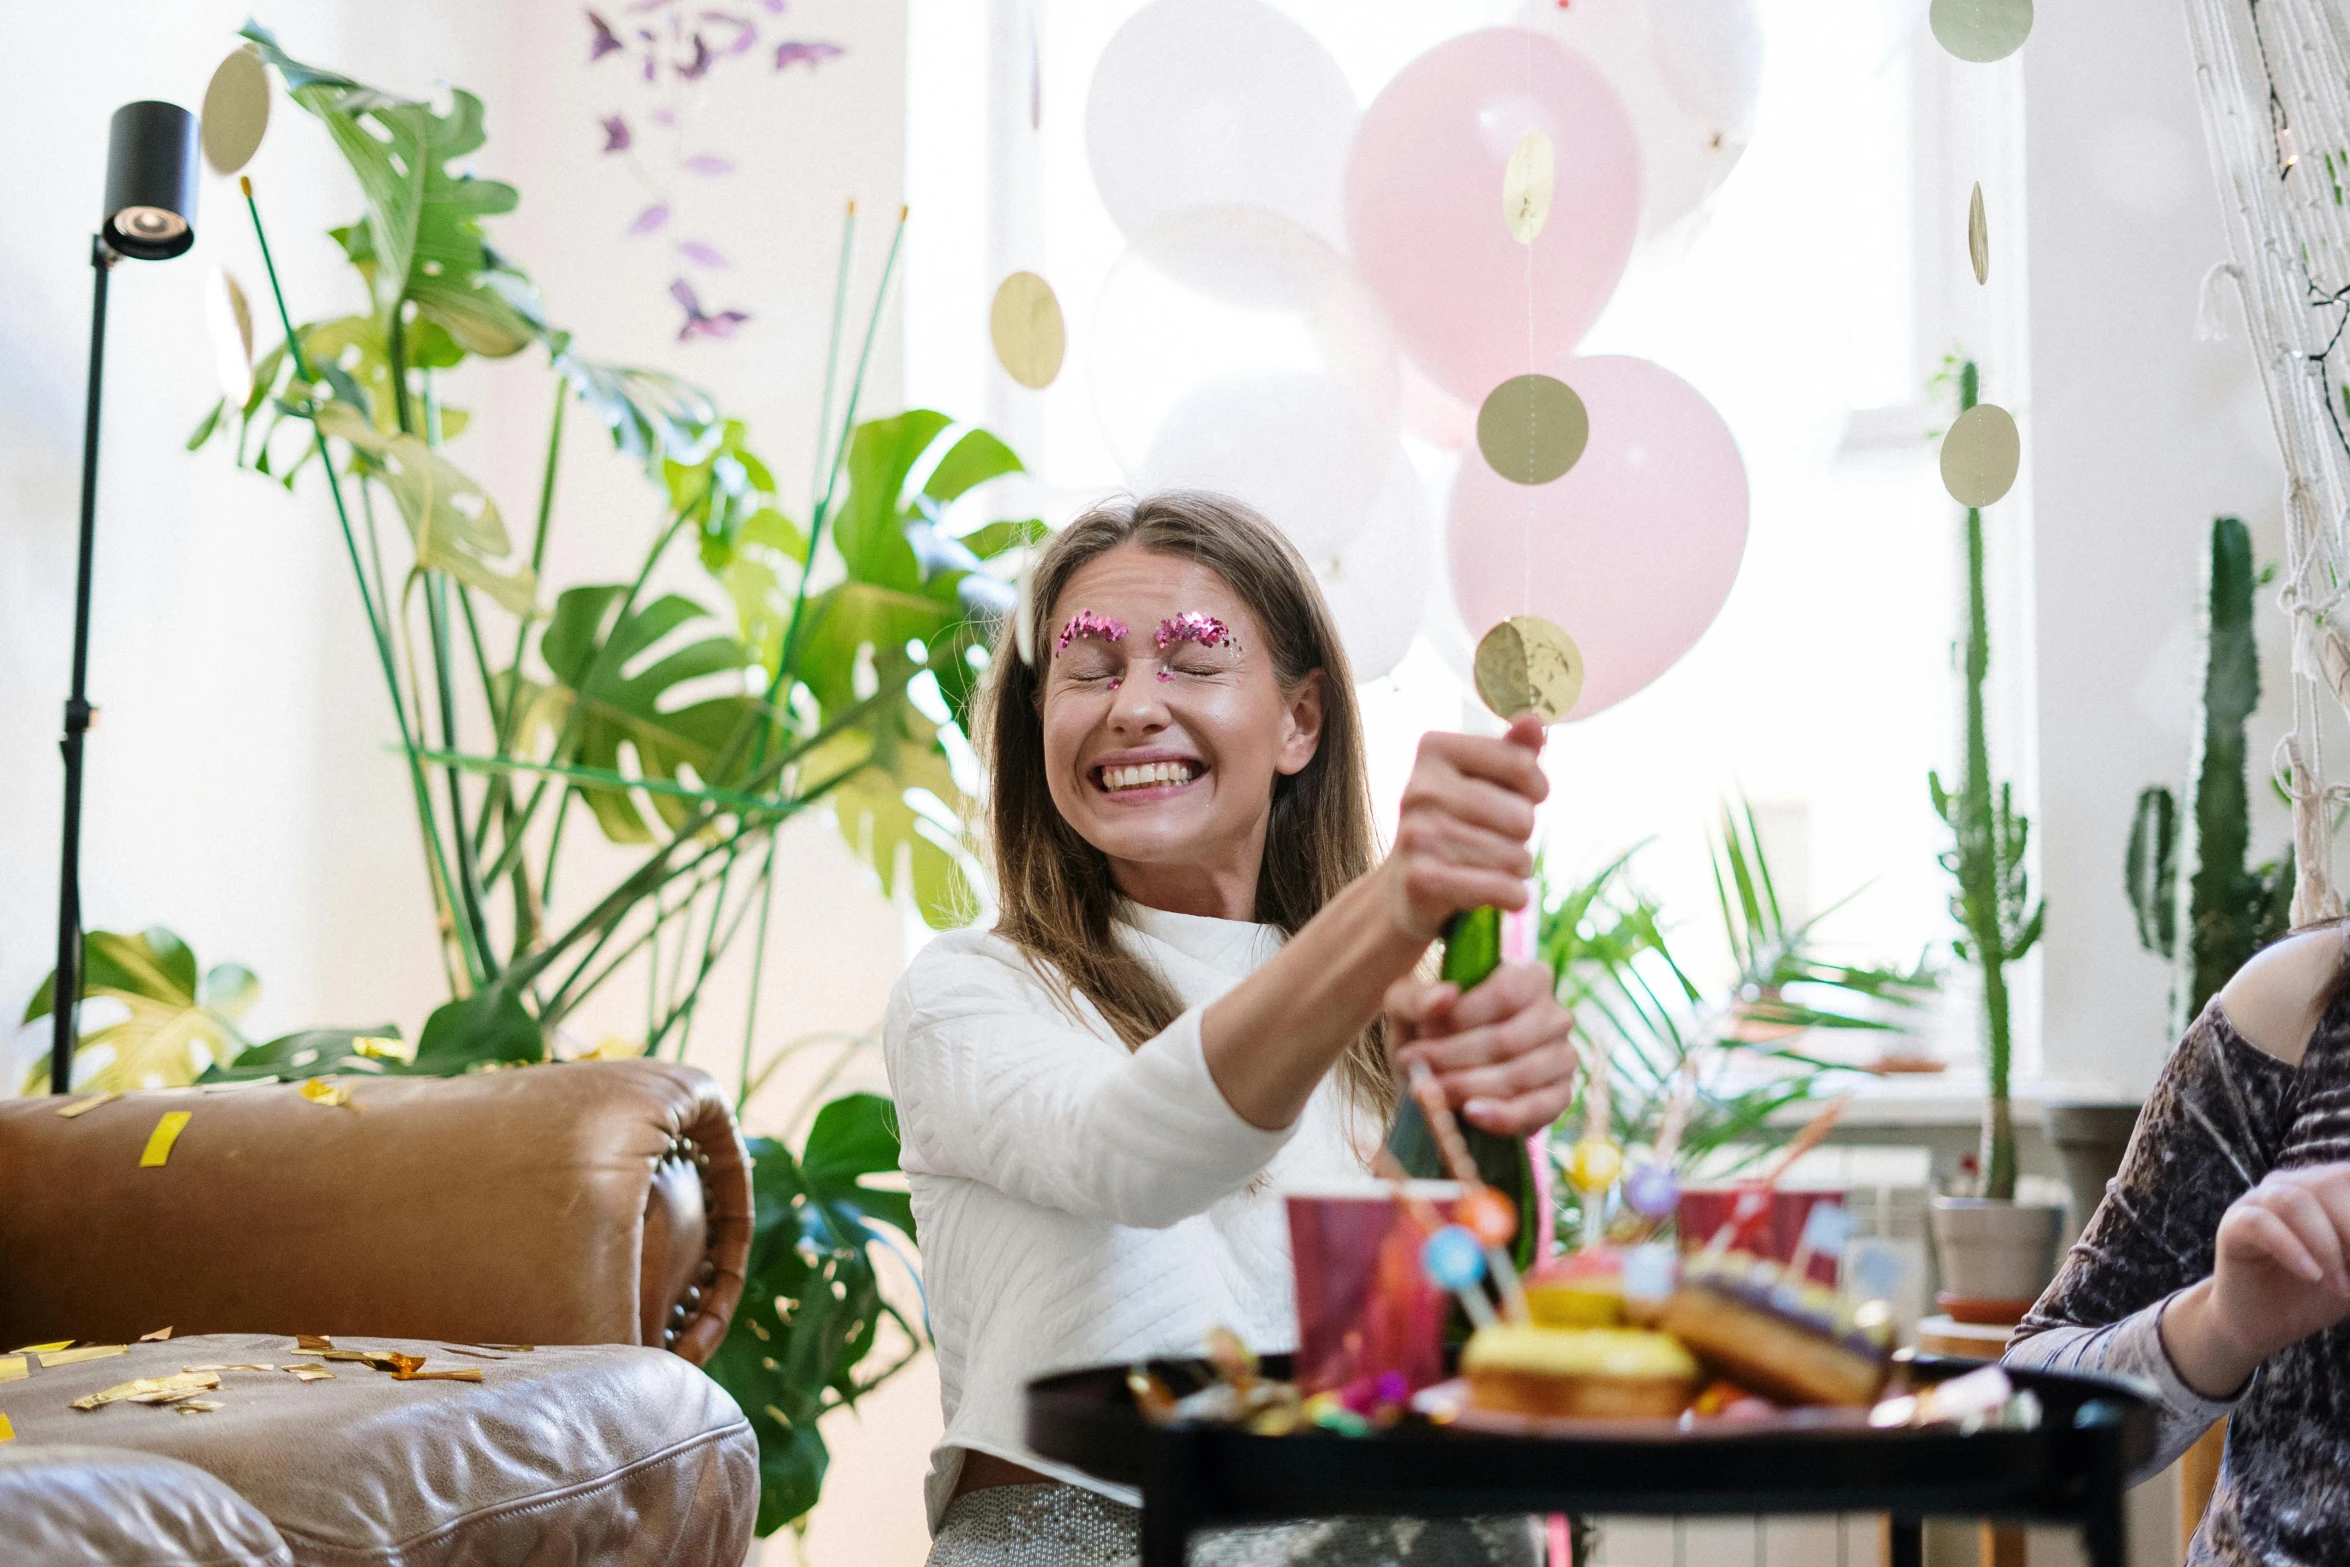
(102, 101), (200, 260)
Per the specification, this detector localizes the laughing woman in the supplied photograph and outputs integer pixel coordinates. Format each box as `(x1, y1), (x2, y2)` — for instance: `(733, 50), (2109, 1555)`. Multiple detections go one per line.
(885, 492), (1579, 1567)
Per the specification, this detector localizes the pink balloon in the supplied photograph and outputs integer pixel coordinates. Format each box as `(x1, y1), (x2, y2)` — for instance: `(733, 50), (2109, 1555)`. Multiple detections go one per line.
(1446, 355), (1747, 720)
(1345, 28), (1642, 405)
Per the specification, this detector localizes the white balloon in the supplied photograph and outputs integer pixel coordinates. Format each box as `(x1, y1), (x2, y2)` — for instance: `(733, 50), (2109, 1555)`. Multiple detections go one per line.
(1517, 0), (1764, 235)
(1316, 457), (1433, 683)
(1086, 0), (1359, 247)
(1091, 206), (1398, 480)
(1135, 370), (1389, 562)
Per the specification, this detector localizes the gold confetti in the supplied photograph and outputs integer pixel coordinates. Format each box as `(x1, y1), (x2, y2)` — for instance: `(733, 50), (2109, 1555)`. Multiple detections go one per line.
(139, 1111), (192, 1168)
(1473, 616), (1587, 724)
(10, 1342), (71, 1355)
(39, 1345), (129, 1368)
(283, 1364), (335, 1383)
(181, 1364), (274, 1374)
(1967, 182), (1989, 285)
(1503, 129), (1555, 244)
(1476, 374), (1589, 486)
(438, 1346), (511, 1360)
(990, 271), (1065, 390)
(139, 1326), (174, 1342)
(0, 1357), (26, 1383)
(1940, 402), (2021, 507)
(295, 1334), (332, 1352)
(476, 1344), (536, 1353)
(57, 1091), (119, 1118)
(298, 1078), (354, 1108)
(200, 46), (270, 176)
(0, 1414), (13, 1443)
(73, 1371), (219, 1411)
(174, 1400), (225, 1414)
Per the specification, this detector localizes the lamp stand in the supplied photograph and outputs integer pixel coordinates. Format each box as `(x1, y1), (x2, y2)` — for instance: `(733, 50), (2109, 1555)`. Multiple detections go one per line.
(51, 235), (116, 1095)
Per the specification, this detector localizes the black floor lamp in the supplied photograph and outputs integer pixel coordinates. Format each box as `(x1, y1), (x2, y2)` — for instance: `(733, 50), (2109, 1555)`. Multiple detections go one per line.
(49, 102), (201, 1094)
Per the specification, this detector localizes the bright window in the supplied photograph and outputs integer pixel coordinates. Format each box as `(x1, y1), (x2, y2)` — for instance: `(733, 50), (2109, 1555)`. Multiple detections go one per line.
(907, 0), (2025, 1071)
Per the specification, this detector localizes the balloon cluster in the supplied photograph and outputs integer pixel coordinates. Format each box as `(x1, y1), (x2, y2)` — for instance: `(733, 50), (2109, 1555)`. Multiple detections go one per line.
(1059, 0), (1757, 706)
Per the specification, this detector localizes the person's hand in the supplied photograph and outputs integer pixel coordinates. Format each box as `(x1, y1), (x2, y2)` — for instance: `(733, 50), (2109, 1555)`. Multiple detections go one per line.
(2161, 1161), (2350, 1398)
(1377, 714), (1549, 944)
(1385, 959), (1578, 1137)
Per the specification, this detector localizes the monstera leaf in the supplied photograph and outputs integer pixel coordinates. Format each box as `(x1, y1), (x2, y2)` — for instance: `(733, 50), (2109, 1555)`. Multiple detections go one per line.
(702, 1093), (922, 1538)
(316, 402), (533, 611)
(537, 585), (767, 843)
(243, 22), (535, 358)
(21, 928), (257, 1094)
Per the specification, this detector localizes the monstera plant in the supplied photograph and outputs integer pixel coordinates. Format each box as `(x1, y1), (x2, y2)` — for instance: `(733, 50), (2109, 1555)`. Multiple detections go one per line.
(148, 22), (1033, 1535)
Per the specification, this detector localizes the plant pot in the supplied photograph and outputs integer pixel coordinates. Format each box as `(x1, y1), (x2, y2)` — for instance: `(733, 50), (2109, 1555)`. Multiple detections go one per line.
(1928, 1197), (2065, 1325)
(2044, 1101), (2142, 1239)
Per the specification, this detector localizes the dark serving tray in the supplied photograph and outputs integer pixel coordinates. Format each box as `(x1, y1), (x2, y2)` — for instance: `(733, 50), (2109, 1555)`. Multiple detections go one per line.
(1027, 1353), (2157, 1567)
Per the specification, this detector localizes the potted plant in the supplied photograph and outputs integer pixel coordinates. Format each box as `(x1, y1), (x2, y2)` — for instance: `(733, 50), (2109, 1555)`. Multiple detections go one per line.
(2072, 515), (2296, 1221)
(1536, 797), (1938, 1247)
(1925, 358), (2061, 1323)
(51, 23), (1031, 1537)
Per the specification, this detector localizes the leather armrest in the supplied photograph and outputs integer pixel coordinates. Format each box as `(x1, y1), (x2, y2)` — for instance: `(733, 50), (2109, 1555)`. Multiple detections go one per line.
(0, 1060), (751, 1365)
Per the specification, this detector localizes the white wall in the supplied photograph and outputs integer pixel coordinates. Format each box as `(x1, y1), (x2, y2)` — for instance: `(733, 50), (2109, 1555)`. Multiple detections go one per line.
(2022, 1), (2292, 1099)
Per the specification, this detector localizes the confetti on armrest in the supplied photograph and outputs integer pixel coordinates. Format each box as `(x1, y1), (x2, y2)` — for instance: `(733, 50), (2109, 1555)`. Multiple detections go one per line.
(57, 1090), (119, 1118)
(0, 1414), (14, 1443)
(40, 1345), (129, 1368)
(0, 1357), (27, 1383)
(139, 1111), (192, 1168)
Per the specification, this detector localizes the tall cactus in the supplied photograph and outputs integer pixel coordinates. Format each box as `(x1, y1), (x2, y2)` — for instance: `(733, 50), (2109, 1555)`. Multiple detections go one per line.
(2125, 516), (2293, 1038)
(1928, 359), (2044, 1203)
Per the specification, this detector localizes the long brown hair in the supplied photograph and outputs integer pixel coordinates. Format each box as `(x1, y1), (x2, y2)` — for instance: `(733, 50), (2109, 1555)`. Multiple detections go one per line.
(975, 490), (1396, 1120)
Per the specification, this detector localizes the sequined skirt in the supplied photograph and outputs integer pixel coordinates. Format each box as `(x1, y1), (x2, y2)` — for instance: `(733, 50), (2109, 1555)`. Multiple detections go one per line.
(927, 1481), (1543, 1567)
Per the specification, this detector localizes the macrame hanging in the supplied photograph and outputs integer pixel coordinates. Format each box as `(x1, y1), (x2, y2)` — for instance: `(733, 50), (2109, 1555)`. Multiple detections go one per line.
(2183, 0), (2350, 923)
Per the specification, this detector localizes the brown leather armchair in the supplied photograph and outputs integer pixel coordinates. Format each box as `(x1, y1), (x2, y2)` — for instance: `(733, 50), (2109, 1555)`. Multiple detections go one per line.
(0, 1060), (762, 1567)
(0, 1058), (753, 1360)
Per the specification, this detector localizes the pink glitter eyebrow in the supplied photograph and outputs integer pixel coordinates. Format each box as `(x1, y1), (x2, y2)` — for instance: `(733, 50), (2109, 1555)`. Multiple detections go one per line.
(1053, 609), (1129, 655)
(1154, 612), (1238, 653)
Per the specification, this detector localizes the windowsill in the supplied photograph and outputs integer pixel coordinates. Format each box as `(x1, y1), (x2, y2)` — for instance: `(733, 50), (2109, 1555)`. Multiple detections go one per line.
(1765, 1072), (2138, 1129)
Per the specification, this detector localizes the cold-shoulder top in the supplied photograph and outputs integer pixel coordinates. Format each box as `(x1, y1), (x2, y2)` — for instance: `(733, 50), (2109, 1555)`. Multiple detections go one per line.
(2007, 998), (2350, 1565)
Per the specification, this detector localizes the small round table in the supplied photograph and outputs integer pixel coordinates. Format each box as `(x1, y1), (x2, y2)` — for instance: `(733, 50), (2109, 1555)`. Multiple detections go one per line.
(1027, 1354), (2156, 1567)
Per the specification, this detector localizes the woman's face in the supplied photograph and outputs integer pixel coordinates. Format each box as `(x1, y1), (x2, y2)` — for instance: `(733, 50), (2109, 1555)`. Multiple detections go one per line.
(1039, 543), (1323, 911)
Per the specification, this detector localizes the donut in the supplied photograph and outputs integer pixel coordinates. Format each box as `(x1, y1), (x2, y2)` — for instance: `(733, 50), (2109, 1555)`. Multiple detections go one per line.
(1655, 1251), (1894, 1408)
(1461, 1325), (1701, 1420)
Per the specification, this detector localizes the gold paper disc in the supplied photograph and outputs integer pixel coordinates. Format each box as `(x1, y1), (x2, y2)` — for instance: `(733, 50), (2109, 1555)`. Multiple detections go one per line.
(1474, 616), (1585, 724)
(201, 47), (271, 176)
(1503, 129), (1555, 245)
(1967, 182), (1989, 285)
(1940, 403), (2020, 507)
(1476, 373), (1588, 486)
(1929, 0), (2032, 64)
(990, 271), (1065, 389)
(203, 265), (255, 406)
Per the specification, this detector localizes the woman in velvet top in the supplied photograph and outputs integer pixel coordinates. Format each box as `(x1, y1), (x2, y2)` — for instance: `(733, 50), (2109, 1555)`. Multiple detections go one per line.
(2008, 928), (2350, 1564)
(885, 491), (1579, 1566)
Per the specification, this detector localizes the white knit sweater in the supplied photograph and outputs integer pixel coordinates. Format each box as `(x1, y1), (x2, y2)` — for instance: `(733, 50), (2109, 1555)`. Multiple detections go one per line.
(883, 905), (1375, 1532)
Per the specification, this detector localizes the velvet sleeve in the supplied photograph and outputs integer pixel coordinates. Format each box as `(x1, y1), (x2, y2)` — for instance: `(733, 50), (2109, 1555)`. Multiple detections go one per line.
(2005, 1001), (2300, 1475)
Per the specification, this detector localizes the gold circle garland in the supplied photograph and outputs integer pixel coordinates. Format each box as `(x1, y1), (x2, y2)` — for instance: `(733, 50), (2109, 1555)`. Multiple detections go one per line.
(1473, 616), (1586, 724)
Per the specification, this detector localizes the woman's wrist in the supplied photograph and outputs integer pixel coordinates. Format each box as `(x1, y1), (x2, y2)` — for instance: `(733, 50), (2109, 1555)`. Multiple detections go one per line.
(2158, 1277), (2265, 1401)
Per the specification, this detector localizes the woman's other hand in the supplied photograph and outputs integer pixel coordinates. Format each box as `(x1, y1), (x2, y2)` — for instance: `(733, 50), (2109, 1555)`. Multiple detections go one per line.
(1379, 714), (1549, 943)
(1385, 959), (1578, 1137)
(2161, 1161), (2350, 1398)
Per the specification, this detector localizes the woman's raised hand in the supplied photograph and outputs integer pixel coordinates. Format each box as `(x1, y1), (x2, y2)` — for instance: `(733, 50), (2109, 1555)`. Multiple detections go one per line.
(1378, 714), (1550, 944)
(2163, 1161), (2350, 1398)
(1385, 961), (1579, 1136)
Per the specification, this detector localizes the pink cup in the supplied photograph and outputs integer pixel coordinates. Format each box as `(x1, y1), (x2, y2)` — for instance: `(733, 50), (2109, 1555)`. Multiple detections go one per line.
(1286, 1191), (1451, 1396)
(1675, 1185), (1846, 1287)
